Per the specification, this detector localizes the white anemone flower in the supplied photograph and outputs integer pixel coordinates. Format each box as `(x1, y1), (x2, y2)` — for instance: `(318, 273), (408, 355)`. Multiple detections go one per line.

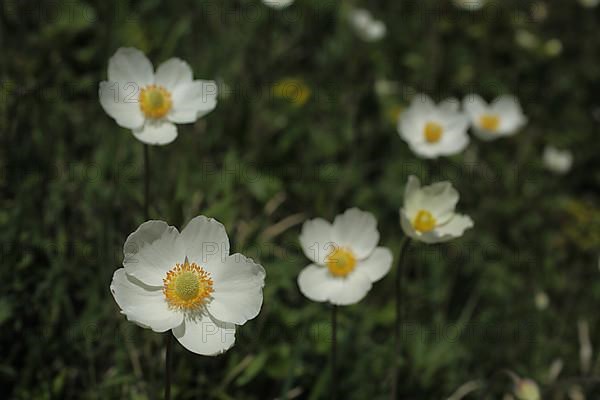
(262, 0), (294, 9)
(110, 216), (265, 356)
(398, 95), (470, 159)
(348, 9), (387, 42)
(463, 94), (527, 141)
(297, 208), (393, 306)
(543, 146), (573, 174)
(99, 47), (218, 146)
(400, 176), (473, 244)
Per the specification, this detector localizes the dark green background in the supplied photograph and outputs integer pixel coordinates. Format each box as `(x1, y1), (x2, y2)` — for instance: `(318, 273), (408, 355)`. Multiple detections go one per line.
(2, 0), (600, 398)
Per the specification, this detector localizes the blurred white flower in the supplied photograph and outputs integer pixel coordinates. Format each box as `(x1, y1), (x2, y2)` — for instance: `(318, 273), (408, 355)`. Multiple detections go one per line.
(348, 9), (386, 42)
(453, 0), (487, 11)
(398, 95), (470, 159)
(543, 146), (573, 174)
(515, 30), (539, 50)
(400, 176), (474, 244)
(262, 0), (294, 9)
(111, 216), (265, 355)
(298, 208), (393, 305)
(544, 39), (563, 57)
(514, 378), (541, 400)
(534, 291), (549, 310)
(99, 47), (217, 145)
(463, 94), (527, 140)
(579, 0), (600, 8)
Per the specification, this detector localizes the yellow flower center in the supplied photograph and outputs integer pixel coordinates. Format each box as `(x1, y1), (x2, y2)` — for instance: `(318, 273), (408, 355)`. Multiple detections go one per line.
(163, 260), (213, 310)
(139, 84), (172, 119)
(412, 210), (437, 233)
(479, 114), (500, 132)
(424, 121), (443, 143)
(326, 246), (357, 278)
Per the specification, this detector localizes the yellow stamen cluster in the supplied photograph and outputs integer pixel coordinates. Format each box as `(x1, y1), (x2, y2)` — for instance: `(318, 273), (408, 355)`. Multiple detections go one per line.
(424, 121), (443, 143)
(163, 260), (213, 310)
(413, 210), (437, 233)
(326, 246), (357, 277)
(479, 114), (500, 132)
(139, 84), (172, 119)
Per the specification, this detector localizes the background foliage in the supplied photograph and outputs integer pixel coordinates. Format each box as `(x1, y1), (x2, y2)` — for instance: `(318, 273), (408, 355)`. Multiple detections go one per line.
(2, 0), (600, 399)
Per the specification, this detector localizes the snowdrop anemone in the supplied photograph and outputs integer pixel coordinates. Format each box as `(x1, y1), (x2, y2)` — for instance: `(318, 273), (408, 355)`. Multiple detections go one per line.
(397, 95), (470, 159)
(348, 8), (387, 42)
(99, 47), (218, 145)
(543, 146), (573, 174)
(262, 0), (294, 9)
(297, 208), (393, 305)
(400, 176), (473, 244)
(110, 216), (265, 355)
(463, 94), (527, 141)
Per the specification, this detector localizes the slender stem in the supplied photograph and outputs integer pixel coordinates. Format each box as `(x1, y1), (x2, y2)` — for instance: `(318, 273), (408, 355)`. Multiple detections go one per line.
(391, 237), (411, 400)
(331, 304), (338, 400)
(165, 334), (173, 400)
(143, 144), (150, 220)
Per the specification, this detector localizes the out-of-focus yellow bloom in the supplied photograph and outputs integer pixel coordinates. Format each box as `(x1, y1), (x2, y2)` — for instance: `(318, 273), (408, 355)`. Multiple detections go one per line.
(272, 78), (311, 106)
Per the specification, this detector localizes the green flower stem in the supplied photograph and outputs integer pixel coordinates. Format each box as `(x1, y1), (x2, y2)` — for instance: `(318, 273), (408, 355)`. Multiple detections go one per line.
(392, 236), (411, 400)
(331, 304), (338, 400)
(165, 334), (173, 400)
(143, 144), (150, 220)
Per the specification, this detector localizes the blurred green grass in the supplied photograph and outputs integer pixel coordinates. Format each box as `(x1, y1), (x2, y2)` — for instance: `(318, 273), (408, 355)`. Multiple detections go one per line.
(1, 0), (600, 399)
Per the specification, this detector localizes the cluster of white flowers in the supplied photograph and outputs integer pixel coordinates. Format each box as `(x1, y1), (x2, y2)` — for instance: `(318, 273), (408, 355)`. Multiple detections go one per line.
(348, 8), (387, 42)
(398, 94), (527, 159)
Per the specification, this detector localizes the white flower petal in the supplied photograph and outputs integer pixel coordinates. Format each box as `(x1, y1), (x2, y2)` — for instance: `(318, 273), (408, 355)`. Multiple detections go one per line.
(403, 175), (423, 218)
(99, 81), (144, 129)
(108, 47), (154, 88)
(400, 210), (419, 241)
(492, 95), (527, 134)
(206, 254), (265, 325)
(123, 220), (184, 286)
(420, 181), (459, 222)
(299, 218), (334, 265)
(155, 58), (193, 92)
(180, 216), (230, 266)
(169, 80), (218, 124)
(297, 264), (372, 305)
(297, 264), (340, 303)
(328, 270), (373, 306)
(435, 214), (474, 240)
(110, 269), (183, 332)
(356, 247), (393, 282)
(463, 94), (488, 119)
(331, 208), (380, 260)
(173, 314), (236, 356)
(133, 121), (178, 146)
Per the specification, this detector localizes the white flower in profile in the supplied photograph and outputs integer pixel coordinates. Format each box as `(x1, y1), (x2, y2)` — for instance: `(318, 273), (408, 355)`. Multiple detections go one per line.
(579, 0), (600, 8)
(400, 176), (473, 244)
(297, 208), (393, 306)
(99, 47), (218, 146)
(110, 216), (265, 355)
(463, 94), (527, 141)
(398, 95), (470, 159)
(262, 0), (294, 9)
(348, 9), (386, 42)
(543, 146), (573, 175)
(453, 0), (487, 11)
